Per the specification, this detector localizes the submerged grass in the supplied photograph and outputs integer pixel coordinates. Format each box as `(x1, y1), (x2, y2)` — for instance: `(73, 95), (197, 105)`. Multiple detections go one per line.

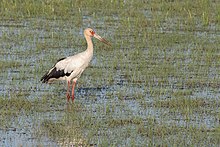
(40, 102), (220, 146)
(0, 96), (32, 128)
(0, 60), (21, 69)
(0, 0), (219, 146)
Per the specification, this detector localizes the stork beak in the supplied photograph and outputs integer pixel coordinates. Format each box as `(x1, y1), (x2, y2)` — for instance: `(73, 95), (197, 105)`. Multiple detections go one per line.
(94, 34), (112, 46)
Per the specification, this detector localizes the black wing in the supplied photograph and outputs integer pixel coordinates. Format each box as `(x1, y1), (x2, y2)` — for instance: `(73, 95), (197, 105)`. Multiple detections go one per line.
(40, 57), (71, 83)
(41, 67), (71, 83)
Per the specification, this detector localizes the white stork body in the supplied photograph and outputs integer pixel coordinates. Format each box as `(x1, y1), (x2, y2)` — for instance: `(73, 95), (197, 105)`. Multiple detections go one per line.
(41, 28), (111, 102)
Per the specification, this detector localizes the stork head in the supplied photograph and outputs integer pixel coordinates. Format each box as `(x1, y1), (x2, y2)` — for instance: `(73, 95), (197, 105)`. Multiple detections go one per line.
(84, 28), (111, 46)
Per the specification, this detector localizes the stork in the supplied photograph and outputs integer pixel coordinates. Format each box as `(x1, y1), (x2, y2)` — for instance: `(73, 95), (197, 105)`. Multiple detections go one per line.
(41, 28), (111, 102)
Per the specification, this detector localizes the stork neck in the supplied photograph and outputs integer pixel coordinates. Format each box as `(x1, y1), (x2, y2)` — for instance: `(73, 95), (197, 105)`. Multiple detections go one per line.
(85, 35), (93, 54)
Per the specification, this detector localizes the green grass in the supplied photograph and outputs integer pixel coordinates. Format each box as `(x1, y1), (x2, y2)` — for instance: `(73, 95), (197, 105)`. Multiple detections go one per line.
(39, 102), (219, 146)
(0, 60), (21, 69)
(0, 96), (32, 128)
(0, 0), (219, 146)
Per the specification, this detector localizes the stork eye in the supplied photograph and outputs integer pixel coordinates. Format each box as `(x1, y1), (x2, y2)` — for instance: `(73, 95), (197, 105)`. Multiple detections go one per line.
(90, 31), (95, 36)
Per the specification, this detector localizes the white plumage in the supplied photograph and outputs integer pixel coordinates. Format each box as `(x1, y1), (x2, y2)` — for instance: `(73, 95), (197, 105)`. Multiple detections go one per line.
(41, 28), (111, 102)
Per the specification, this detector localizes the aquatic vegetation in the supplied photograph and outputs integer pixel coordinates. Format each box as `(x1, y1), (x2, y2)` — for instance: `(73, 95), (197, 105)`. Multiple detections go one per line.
(0, 0), (219, 146)
(0, 61), (21, 69)
(0, 96), (32, 128)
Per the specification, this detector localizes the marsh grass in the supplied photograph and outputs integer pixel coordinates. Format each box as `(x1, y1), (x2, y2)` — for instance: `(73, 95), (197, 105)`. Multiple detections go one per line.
(0, 96), (32, 128)
(152, 97), (220, 117)
(0, 60), (21, 69)
(0, 0), (219, 146)
(40, 102), (220, 146)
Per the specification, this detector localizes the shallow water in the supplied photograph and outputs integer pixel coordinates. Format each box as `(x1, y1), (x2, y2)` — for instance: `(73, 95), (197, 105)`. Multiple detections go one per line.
(0, 2), (220, 145)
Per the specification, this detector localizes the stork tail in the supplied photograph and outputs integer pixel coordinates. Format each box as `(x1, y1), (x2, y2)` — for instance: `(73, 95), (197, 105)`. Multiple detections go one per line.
(41, 69), (53, 83)
(41, 67), (71, 83)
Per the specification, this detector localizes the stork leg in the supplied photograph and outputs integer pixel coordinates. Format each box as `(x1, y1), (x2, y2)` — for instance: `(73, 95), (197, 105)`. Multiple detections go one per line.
(71, 80), (76, 102)
(66, 81), (71, 102)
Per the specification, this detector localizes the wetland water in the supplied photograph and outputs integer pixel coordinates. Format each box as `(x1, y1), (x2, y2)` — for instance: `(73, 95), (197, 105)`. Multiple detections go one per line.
(0, 0), (220, 146)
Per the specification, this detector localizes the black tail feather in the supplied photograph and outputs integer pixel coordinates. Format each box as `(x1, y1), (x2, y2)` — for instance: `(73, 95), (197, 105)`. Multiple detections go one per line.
(41, 67), (71, 83)
(41, 71), (50, 83)
(41, 67), (57, 83)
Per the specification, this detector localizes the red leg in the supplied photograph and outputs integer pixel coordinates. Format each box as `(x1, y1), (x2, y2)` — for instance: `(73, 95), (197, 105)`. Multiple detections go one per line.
(71, 81), (76, 102)
(66, 81), (70, 102)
